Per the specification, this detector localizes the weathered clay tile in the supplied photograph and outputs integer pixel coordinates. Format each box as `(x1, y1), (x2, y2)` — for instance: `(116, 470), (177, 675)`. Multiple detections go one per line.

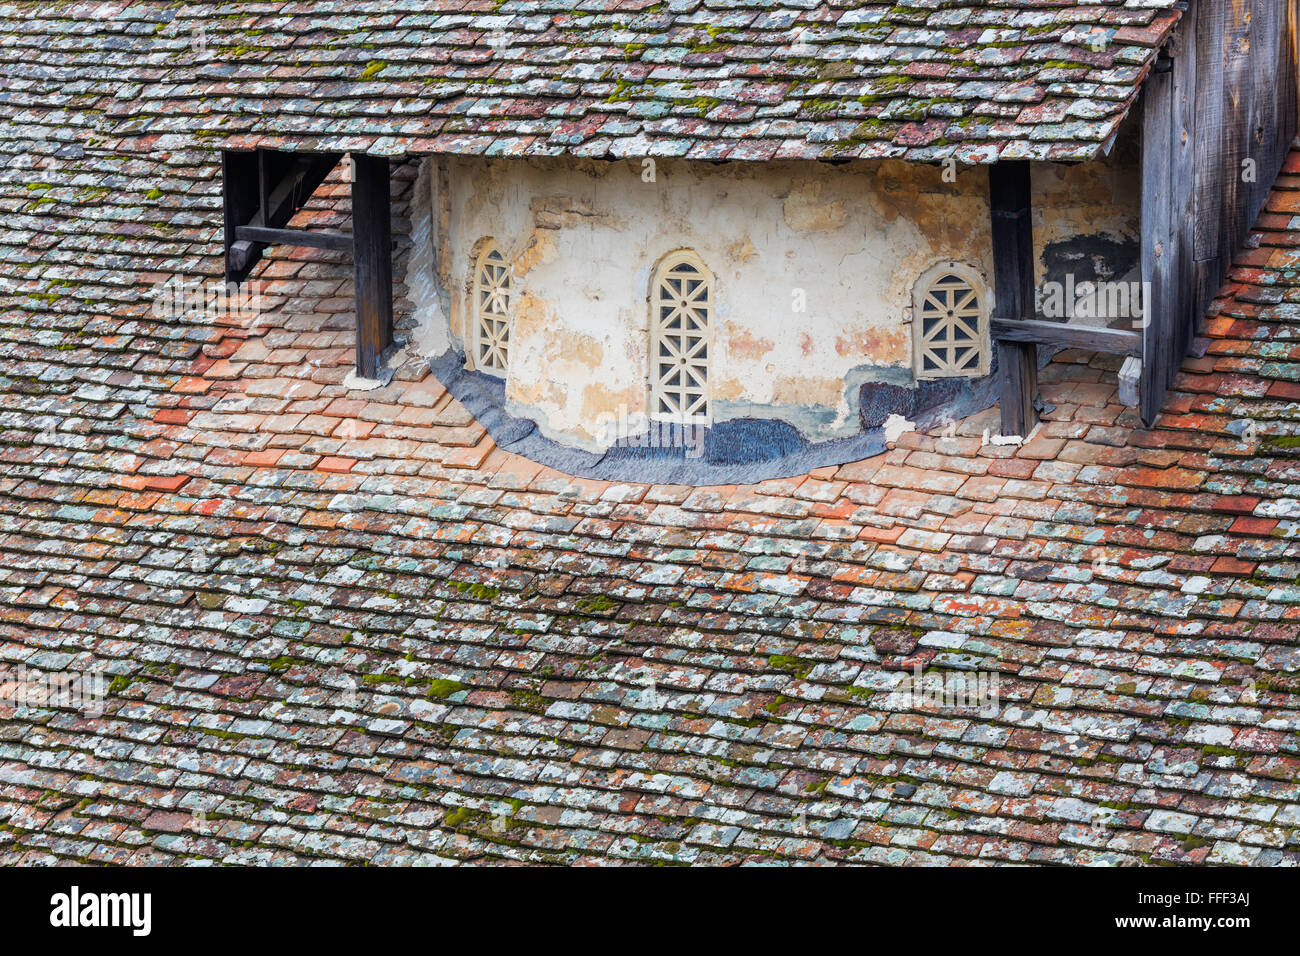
(4, 0), (1299, 868)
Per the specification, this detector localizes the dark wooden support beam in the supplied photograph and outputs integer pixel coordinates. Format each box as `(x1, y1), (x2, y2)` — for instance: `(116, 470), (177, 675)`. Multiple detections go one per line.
(223, 150), (262, 285)
(223, 149), (343, 282)
(999, 343), (1037, 440)
(234, 225), (353, 252)
(264, 153), (341, 227)
(350, 153), (393, 380)
(223, 147), (393, 379)
(990, 319), (1142, 355)
(989, 160), (1037, 438)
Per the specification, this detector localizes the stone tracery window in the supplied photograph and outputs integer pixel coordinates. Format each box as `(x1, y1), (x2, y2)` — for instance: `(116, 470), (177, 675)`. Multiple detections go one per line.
(649, 251), (713, 424)
(912, 262), (990, 380)
(472, 241), (512, 376)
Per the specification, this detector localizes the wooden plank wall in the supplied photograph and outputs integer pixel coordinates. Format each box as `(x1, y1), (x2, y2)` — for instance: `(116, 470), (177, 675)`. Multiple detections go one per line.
(1141, 0), (1300, 425)
(1140, 45), (1177, 426)
(1173, 12), (1198, 392)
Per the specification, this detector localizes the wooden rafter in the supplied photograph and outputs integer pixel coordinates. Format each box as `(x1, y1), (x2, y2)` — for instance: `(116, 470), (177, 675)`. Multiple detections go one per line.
(223, 149), (345, 283)
(222, 148), (393, 380)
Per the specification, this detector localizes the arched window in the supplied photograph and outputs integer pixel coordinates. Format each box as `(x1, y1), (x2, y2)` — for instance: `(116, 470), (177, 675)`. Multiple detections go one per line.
(649, 251), (713, 423)
(472, 241), (512, 376)
(912, 261), (990, 379)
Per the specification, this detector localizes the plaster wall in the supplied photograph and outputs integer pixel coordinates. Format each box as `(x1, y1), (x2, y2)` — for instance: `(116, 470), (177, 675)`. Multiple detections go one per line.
(1032, 118), (1143, 319)
(409, 150), (1138, 452)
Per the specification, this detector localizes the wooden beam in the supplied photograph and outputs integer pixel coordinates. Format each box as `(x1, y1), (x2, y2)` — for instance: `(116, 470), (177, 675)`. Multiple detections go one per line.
(991, 319), (1142, 355)
(351, 153), (393, 380)
(258, 151), (343, 231)
(998, 342), (1037, 440)
(988, 160), (1037, 437)
(222, 148), (397, 381)
(1139, 81), (1170, 426)
(223, 149), (343, 283)
(223, 150), (261, 284)
(234, 225), (353, 251)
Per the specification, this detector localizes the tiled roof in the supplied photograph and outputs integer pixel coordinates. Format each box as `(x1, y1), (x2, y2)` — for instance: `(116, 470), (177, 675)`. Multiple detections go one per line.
(4, 88), (1300, 862)
(6, 0), (1300, 867)
(3, 1), (1182, 163)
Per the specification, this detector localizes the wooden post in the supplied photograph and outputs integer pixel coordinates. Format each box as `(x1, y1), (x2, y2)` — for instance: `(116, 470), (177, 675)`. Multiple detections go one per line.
(222, 150), (261, 284)
(989, 160), (1037, 437)
(351, 153), (393, 380)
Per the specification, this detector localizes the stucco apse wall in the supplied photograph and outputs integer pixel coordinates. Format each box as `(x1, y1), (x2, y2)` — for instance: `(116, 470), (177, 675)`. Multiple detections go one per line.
(410, 152), (1138, 452)
(1032, 117), (1142, 319)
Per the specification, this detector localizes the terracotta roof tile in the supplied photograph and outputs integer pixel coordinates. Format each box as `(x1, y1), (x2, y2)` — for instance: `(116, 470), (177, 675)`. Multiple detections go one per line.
(6, 0), (1300, 867)
(0, 1), (1182, 163)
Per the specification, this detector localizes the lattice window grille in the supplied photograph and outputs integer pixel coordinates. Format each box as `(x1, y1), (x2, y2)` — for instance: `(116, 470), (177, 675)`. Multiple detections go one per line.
(650, 254), (713, 423)
(473, 244), (512, 376)
(913, 265), (989, 379)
